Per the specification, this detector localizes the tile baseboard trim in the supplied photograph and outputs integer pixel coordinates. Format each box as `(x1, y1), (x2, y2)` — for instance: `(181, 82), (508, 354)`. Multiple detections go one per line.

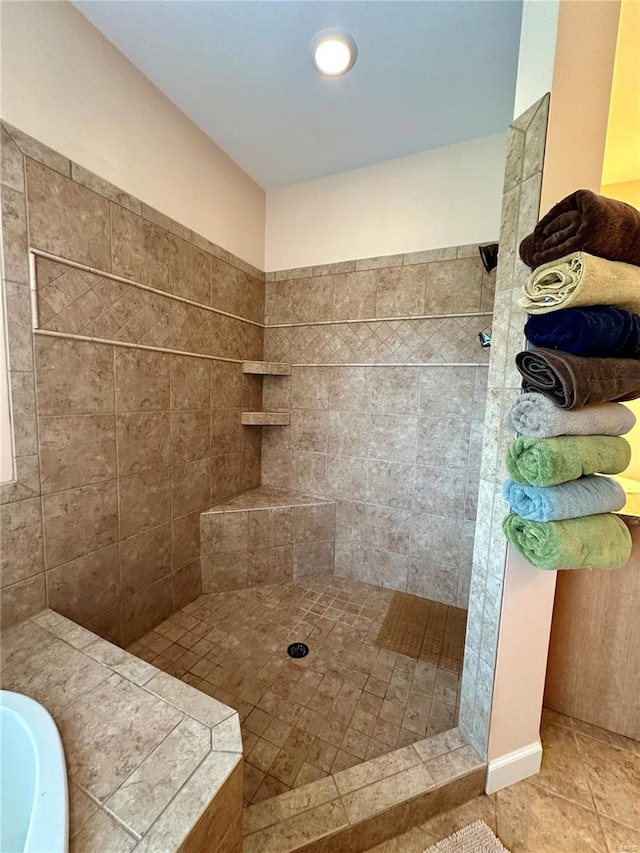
(485, 740), (542, 794)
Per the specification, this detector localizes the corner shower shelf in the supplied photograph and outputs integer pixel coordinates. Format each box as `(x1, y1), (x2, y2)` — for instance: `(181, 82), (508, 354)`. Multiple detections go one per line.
(242, 360), (291, 376)
(241, 411), (290, 426)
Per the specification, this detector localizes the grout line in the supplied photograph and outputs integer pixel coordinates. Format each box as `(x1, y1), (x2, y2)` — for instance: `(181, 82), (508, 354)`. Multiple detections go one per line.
(30, 248), (264, 328)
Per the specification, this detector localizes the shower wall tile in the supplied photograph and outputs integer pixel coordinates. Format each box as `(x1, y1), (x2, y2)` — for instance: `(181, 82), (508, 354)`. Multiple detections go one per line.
(1, 184), (29, 283)
(171, 355), (210, 410)
(293, 503), (335, 543)
(0, 128), (46, 624)
(120, 523), (172, 596)
(4, 122), (71, 177)
(117, 412), (171, 476)
(425, 258), (482, 314)
(294, 540), (334, 579)
(121, 576), (173, 647)
(26, 158), (111, 270)
(1, 124), (25, 193)
(70, 161), (141, 214)
(110, 202), (171, 289)
(115, 349), (170, 412)
(334, 271), (377, 320)
(0, 497), (45, 587)
(416, 417), (470, 469)
(43, 481), (119, 568)
(371, 367), (420, 414)
(172, 559), (202, 611)
(47, 544), (120, 626)
(142, 201), (191, 243)
(1, 575), (47, 629)
(375, 265), (427, 317)
(35, 336), (115, 416)
(118, 468), (171, 539)
(172, 512), (201, 571)
(325, 455), (367, 502)
(407, 558), (458, 605)
(328, 366), (371, 412)
(365, 460), (413, 510)
(457, 95), (550, 758)
(168, 234), (211, 305)
(170, 410), (209, 464)
(291, 275), (336, 323)
(39, 414), (116, 494)
(10, 372), (38, 456)
(171, 459), (210, 518)
(4, 281), (33, 371)
(265, 280), (292, 325)
(1, 120), (266, 635)
(290, 409), (329, 453)
(263, 243), (493, 607)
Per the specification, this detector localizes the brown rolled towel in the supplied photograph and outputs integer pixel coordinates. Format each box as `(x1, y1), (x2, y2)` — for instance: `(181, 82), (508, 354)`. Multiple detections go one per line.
(516, 347), (640, 409)
(520, 190), (640, 269)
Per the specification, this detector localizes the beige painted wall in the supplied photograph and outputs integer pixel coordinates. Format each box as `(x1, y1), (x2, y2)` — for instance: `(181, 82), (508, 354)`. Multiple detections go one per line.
(539, 0), (621, 216)
(265, 133), (507, 271)
(0, 0), (266, 268)
(512, 0), (560, 118)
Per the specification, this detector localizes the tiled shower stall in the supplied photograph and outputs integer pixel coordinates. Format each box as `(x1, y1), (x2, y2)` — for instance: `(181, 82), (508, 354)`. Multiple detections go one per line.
(1, 118), (495, 641)
(0, 116), (512, 817)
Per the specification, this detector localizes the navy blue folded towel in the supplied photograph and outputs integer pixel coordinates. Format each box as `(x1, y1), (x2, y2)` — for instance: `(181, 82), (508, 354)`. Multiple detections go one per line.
(525, 306), (640, 358)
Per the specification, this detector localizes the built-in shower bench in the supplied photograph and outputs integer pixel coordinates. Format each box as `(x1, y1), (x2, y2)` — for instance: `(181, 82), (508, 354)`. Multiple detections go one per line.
(200, 486), (336, 593)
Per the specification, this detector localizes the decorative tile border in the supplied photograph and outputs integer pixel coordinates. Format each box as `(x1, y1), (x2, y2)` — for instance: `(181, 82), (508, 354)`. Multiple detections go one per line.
(32, 254), (263, 363)
(265, 317), (492, 366)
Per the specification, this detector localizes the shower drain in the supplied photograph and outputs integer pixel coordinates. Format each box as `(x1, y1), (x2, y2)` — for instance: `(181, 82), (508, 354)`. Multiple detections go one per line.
(287, 642), (309, 659)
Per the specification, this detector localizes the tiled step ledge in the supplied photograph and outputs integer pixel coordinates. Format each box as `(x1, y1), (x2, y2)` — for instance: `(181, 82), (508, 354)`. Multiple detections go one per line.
(243, 728), (485, 853)
(1, 609), (243, 852)
(204, 486), (333, 514)
(242, 412), (291, 426)
(243, 361), (292, 375)
(201, 487), (335, 593)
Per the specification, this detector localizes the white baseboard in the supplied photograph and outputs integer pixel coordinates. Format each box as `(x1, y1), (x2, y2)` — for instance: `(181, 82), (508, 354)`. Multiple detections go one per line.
(485, 741), (543, 794)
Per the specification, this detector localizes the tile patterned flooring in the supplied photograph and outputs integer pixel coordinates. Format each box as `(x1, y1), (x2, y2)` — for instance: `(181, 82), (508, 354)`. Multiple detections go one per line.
(365, 709), (640, 853)
(128, 577), (464, 806)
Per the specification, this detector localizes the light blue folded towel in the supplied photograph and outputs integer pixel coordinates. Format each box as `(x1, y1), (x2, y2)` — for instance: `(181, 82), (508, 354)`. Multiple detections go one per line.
(503, 475), (626, 522)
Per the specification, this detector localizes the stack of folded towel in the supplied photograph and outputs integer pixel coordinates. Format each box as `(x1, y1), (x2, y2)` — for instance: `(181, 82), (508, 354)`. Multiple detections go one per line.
(502, 189), (640, 570)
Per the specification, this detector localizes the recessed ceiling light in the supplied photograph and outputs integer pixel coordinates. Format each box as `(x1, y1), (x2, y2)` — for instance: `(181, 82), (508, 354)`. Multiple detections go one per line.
(311, 30), (357, 77)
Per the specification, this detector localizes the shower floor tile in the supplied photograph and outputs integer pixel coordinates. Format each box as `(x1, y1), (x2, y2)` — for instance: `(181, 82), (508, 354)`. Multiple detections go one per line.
(128, 577), (466, 806)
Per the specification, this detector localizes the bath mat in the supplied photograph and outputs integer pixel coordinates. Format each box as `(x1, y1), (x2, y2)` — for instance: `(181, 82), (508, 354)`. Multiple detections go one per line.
(375, 593), (466, 671)
(424, 820), (510, 852)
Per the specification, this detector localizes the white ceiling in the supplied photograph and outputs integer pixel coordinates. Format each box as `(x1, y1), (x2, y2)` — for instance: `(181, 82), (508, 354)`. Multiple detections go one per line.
(74, 1), (523, 190)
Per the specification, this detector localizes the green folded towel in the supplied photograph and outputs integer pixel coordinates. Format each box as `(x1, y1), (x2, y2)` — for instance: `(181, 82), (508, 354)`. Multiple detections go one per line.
(506, 435), (631, 486)
(503, 512), (632, 570)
